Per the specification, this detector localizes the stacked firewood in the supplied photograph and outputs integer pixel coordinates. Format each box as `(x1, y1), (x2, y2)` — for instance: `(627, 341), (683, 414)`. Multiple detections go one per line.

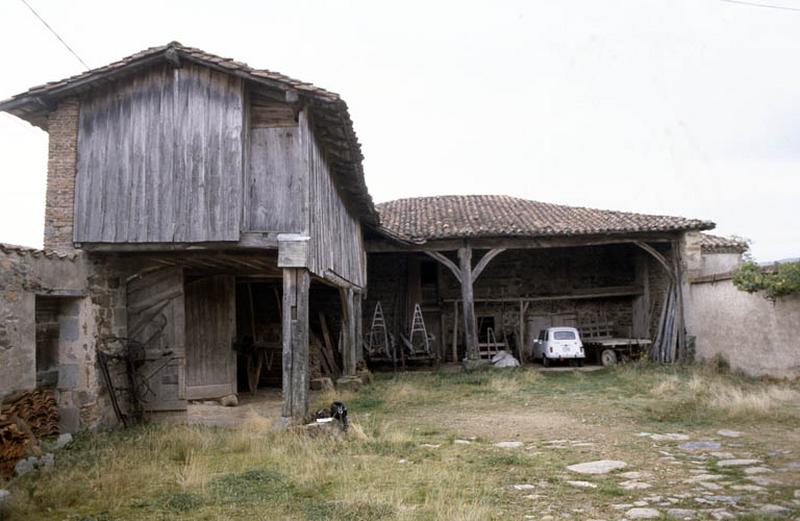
(2, 390), (60, 438)
(0, 390), (59, 476)
(0, 414), (31, 476)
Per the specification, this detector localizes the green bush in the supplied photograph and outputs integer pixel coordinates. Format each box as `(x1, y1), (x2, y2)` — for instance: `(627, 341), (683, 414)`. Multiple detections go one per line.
(732, 261), (800, 301)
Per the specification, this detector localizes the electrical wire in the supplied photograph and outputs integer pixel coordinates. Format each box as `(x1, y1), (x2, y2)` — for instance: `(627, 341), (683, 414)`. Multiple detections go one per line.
(19, 0), (90, 69)
(720, 0), (800, 12)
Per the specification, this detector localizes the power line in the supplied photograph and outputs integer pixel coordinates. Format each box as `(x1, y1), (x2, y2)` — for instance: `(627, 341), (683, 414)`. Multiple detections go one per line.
(19, 0), (90, 69)
(720, 0), (800, 12)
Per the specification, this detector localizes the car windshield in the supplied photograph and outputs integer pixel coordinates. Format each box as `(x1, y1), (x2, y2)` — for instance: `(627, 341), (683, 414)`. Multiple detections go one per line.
(553, 331), (576, 340)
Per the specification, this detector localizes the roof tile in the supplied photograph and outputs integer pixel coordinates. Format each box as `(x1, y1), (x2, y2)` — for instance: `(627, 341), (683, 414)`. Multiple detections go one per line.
(377, 195), (714, 242)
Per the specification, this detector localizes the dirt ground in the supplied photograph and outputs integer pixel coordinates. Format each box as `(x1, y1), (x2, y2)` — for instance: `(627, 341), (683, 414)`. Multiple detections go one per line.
(2, 364), (799, 521)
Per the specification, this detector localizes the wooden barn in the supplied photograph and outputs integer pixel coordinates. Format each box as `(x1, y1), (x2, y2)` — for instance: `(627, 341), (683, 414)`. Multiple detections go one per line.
(0, 42), (375, 424)
(0, 43), (718, 429)
(364, 196), (713, 367)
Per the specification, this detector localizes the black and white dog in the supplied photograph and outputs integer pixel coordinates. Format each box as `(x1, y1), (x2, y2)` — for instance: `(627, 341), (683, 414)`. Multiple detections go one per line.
(329, 401), (349, 432)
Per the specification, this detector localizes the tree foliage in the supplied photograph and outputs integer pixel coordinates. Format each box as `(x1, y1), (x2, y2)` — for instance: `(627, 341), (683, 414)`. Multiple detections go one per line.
(732, 260), (800, 301)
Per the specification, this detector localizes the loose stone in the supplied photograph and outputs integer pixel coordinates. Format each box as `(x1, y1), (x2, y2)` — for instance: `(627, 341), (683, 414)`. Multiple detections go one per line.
(626, 507), (661, 519)
(567, 460), (627, 474)
(512, 483), (535, 490)
(566, 480), (597, 489)
(716, 459), (760, 467)
(651, 433), (690, 441)
(716, 430), (743, 438)
(494, 441), (524, 449)
(680, 441), (721, 451)
(743, 466), (773, 475)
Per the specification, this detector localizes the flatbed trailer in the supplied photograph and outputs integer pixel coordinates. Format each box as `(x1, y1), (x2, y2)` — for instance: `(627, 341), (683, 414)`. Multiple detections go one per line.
(583, 337), (652, 366)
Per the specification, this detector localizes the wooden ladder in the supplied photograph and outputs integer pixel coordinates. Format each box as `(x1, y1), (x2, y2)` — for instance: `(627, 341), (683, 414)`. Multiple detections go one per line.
(409, 304), (430, 355)
(368, 302), (390, 356)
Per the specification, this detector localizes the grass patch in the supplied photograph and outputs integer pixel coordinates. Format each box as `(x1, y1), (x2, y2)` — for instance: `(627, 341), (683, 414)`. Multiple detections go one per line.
(3, 363), (798, 520)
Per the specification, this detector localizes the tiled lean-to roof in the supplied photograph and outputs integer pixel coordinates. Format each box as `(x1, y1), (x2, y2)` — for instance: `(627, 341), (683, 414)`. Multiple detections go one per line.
(0, 41), (377, 224)
(376, 195), (714, 242)
(698, 233), (749, 254)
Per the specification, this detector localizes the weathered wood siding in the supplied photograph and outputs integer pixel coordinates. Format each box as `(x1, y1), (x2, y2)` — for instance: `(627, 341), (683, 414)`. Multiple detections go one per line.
(246, 126), (306, 232)
(185, 275), (237, 400)
(74, 64), (244, 243)
(302, 111), (366, 288)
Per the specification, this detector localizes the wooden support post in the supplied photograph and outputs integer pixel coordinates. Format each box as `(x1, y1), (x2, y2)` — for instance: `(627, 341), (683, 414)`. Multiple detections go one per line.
(354, 292), (363, 365)
(458, 246), (479, 360)
(518, 299), (525, 363)
(340, 287), (357, 376)
(281, 268), (310, 421)
(452, 301), (459, 362)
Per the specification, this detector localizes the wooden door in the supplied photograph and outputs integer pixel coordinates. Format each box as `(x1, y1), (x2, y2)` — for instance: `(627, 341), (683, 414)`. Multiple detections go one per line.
(126, 267), (187, 411)
(185, 275), (237, 400)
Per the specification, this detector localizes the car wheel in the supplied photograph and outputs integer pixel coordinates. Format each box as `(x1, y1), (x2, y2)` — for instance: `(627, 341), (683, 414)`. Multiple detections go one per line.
(542, 356), (550, 368)
(600, 349), (618, 367)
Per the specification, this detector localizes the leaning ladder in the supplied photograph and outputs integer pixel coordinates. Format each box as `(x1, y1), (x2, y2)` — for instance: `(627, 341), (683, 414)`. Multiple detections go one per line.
(409, 304), (430, 354)
(368, 302), (390, 357)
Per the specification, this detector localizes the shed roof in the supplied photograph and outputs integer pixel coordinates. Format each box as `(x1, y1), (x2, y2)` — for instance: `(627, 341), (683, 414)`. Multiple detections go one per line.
(376, 195), (714, 242)
(0, 42), (377, 224)
(698, 233), (749, 254)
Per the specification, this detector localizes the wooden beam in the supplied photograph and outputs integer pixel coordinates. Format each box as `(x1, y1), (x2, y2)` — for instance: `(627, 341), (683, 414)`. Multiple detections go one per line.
(458, 246), (479, 360)
(471, 248), (507, 284)
(366, 233), (679, 253)
(424, 251), (462, 284)
(634, 241), (675, 282)
(442, 285), (644, 303)
(281, 268), (310, 421)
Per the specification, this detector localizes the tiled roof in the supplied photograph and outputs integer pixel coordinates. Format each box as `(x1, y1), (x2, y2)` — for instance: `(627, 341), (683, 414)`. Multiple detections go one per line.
(698, 233), (749, 253)
(0, 42), (377, 224)
(0, 243), (80, 260)
(376, 195), (714, 242)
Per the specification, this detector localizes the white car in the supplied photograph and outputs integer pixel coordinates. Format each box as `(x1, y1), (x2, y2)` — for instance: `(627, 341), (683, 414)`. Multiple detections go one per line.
(533, 327), (585, 367)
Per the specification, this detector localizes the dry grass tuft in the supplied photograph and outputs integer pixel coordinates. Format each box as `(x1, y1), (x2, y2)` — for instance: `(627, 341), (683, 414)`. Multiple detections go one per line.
(649, 375), (682, 396)
(175, 450), (209, 490)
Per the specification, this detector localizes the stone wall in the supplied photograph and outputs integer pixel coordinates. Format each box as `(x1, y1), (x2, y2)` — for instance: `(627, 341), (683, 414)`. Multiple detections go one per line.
(687, 279), (800, 378)
(0, 244), (133, 431)
(44, 98), (80, 251)
(0, 244), (94, 431)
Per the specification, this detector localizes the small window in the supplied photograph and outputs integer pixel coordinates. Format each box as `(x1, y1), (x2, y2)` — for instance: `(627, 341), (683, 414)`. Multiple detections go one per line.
(538, 330), (545, 341)
(553, 331), (576, 340)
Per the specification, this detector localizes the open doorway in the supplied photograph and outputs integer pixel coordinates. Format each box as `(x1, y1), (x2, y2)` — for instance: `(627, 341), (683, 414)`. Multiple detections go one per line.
(235, 280), (283, 393)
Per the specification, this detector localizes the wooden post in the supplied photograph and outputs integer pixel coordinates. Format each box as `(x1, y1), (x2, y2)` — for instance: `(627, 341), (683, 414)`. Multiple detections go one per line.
(452, 301), (459, 362)
(458, 246), (479, 360)
(281, 268), (310, 421)
(340, 287), (357, 376)
(518, 299), (525, 363)
(354, 291), (363, 365)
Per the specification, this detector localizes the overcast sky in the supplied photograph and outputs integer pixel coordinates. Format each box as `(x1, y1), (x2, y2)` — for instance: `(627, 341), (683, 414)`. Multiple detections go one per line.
(0, 0), (798, 261)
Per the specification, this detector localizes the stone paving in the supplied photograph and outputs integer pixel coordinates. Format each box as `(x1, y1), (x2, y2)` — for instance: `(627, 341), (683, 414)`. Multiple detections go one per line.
(502, 428), (800, 520)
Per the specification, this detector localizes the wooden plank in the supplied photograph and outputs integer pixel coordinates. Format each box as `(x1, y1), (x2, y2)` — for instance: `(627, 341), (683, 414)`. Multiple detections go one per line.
(184, 275), (237, 400)
(246, 127), (305, 232)
(74, 63), (243, 244)
(125, 266), (187, 412)
(302, 110), (366, 288)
